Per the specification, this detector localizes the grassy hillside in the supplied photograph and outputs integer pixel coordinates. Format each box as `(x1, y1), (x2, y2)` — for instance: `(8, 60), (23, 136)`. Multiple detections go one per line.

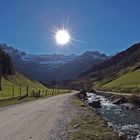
(101, 69), (140, 93)
(0, 73), (71, 107)
(69, 43), (140, 93)
(0, 73), (47, 99)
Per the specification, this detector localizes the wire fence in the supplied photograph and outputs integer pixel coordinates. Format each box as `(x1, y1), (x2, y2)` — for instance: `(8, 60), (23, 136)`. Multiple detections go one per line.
(0, 84), (66, 102)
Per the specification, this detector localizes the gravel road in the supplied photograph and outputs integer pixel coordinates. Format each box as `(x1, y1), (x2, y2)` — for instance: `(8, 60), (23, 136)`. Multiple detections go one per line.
(0, 91), (77, 140)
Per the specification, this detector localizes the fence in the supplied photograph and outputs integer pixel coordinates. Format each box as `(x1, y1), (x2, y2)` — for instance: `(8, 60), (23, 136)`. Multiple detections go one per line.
(0, 84), (63, 102)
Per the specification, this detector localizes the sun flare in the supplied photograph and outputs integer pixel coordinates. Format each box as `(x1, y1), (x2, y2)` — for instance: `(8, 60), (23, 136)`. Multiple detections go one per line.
(55, 30), (70, 45)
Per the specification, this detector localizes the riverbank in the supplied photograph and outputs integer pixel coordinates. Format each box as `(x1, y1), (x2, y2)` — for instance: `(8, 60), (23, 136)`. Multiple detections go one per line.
(84, 91), (140, 140)
(96, 90), (140, 108)
(67, 95), (119, 140)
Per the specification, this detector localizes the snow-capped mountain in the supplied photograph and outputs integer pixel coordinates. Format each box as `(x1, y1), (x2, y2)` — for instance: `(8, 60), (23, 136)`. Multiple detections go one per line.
(21, 51), (107, 69)
(0, 43), (108, 83)
(21, 54), (79, 69)
(0, 43), (25, 55)
(82, 51), (107, 59)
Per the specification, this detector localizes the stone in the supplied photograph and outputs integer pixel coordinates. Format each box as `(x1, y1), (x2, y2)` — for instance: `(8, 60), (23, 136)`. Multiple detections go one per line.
(113, 98), (125, 104)
(121, 103), (135, 110)
(81, 104), (86, 107)
(119, 132), (127, 140)
(73, 124), (80, 129)
(89, 100), (101, 108)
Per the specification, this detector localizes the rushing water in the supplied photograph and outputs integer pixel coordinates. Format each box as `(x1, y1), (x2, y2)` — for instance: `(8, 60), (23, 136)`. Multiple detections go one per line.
(86, 93), (140, 140)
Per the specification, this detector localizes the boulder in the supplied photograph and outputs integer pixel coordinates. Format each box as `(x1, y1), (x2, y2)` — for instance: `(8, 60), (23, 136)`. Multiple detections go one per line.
(113, 98), (125, 104)
(121, 103), (135, 110)
(73, 124), (80, 129)
(131, 96), (140, 107)
(89, 100), (101, 108)
(107, 122), (114, 128)
(119, 132), (127, 140)
(89, 88), (96, 93)
(95, 97), (100, 100)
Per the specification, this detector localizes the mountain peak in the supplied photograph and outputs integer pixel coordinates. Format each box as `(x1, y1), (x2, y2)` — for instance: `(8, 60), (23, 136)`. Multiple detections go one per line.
(81, 51), (107, 60)
(82, 51), (100, 56)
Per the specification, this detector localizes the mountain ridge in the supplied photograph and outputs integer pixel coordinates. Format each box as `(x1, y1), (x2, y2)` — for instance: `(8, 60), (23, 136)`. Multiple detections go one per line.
(70, 43), (140, 92)
(0, 43), (108, 83)
(81, 43), (140, 76)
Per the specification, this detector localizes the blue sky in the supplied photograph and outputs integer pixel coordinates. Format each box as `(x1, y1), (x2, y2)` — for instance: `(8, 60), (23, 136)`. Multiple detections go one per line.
(0, 0), (140, 55)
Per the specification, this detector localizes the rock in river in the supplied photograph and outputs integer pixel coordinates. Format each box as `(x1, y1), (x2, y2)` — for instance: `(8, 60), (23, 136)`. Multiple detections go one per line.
(113, 98), (125, 104)
(121, 103), (135, 110)
(89, 100), (101, 108)
(119, 132), (128, 140)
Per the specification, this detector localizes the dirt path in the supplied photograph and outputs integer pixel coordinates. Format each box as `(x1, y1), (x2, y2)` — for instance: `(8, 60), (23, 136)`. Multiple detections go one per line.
(97, 90), (133, 96)
(0, 91), (78, 140)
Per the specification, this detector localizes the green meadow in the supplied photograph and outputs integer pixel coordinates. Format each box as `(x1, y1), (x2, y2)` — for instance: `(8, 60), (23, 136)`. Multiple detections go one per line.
(101, 69), (140, 93)
(0, 73), (70, 100)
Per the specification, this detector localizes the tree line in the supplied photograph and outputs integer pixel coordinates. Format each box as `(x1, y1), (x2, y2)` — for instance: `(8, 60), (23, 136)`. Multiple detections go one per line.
(0, 48), (15, 90)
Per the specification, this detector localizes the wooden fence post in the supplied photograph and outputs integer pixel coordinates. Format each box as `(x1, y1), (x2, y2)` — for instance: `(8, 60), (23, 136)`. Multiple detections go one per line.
(42, 90), (43, 96)
(26, 85), (29, 96)
(12, 85), (14, 99)
(20, 84), (21, 97)
(42, 90), (44, 96)
(52, 89), (54, 95)
(45, 90), (47, 96)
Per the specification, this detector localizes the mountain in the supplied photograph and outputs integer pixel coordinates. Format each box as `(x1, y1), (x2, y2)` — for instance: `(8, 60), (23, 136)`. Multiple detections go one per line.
(82, 43), (140, 76)
(82, 51), (107, 59)
(74, 43), (140, 92)
(21, 53), (78, 69)
(0, 47), (47, 99)
(0, 43), (108, 84)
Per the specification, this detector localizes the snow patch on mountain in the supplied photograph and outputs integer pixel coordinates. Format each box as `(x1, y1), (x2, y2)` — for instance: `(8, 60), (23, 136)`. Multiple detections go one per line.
(0, 43), (108, 69)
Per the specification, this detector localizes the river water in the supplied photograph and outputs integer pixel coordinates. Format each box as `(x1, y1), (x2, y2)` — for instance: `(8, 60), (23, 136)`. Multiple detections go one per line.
(86, 93), (140, 140)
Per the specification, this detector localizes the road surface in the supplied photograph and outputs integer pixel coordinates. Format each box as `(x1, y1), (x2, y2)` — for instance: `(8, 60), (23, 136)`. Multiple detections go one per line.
(0, 91), (77, 140)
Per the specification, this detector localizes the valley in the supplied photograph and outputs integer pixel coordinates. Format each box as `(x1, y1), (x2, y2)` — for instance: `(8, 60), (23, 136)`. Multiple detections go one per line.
(0, 44), (107, 83)
(70, 43), (140, 93)
(0, 43), (139, 140)
(0, 1), (140, 139)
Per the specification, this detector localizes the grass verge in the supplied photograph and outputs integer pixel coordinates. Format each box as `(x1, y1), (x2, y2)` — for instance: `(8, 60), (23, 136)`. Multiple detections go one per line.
(67, 96), (119, 140)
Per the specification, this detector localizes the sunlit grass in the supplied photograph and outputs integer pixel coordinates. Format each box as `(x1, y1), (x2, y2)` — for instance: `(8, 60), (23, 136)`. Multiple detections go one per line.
(98, 69), (140, 93)
(102, 69), (140, 88)
(0, 73), (71, 100)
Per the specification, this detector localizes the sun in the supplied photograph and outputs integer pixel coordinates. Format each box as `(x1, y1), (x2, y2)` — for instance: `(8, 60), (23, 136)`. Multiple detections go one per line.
(55, 30), (70, 45)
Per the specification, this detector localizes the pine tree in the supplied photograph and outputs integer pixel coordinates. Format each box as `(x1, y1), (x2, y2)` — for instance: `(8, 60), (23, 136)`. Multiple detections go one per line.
(2, 53), (14, 75)
(0, 48), (3, 91)
(0, 48), (15, 91)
